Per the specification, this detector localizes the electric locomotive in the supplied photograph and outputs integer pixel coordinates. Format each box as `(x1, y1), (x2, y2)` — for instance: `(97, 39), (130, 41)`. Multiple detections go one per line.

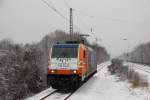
(47, 41), (97, 90)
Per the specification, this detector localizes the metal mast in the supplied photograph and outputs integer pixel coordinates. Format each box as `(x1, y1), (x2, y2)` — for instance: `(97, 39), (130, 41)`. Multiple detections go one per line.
(70, 8), (73, 40)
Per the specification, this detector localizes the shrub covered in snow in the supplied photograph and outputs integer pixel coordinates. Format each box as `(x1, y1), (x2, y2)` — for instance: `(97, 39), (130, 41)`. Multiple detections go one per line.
(0, 40), (45, 100)
(108, 58), (124, 74)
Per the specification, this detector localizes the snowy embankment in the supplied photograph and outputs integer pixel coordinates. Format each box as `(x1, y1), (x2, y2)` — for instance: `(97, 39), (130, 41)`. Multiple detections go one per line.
(26, 61), (150, 100)
(69, 61), (150, 100)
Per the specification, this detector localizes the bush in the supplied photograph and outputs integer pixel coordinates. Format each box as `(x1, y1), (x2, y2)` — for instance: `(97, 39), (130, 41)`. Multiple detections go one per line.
(128, 70), (149, 88)
(108, 58), (124, 74)
(0, 42), (45, 100)
(131, 72), (140, 88)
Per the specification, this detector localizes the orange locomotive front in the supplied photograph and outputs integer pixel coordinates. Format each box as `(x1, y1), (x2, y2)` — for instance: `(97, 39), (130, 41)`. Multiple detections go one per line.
(47, 42), (97, 90)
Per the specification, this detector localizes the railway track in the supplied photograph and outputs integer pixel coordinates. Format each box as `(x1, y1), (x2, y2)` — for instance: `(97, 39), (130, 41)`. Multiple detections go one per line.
(97, 62), (109, 71)
(39, 88), (78, 100)
(126, 62), (150, 73)
(64, 90), (77, 100)
(134, 66), (150, 73)
(40, 89), (58, 100)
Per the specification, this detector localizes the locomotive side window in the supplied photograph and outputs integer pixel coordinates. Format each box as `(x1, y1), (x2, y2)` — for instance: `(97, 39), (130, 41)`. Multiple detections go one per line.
(51, 45), (78, 58)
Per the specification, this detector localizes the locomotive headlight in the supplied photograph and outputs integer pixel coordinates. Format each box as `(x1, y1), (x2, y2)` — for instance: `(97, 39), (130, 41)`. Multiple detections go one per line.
(51, 70), (54, 73)
(73, 70), (77, 73)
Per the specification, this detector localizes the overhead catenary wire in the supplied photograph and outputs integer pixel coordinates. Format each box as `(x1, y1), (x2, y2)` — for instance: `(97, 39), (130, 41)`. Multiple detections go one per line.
(45, 0), (97, 43)
(41, 0), (82, 32)
(61, 0), (95, 33)
(62, 0), (94, 31)
(41, 0), (69, 21)
(41, 0), (96, 34)
(62, 0), (94, 19)
(43, 0), (150, 32)
(74, 9), (94, 19)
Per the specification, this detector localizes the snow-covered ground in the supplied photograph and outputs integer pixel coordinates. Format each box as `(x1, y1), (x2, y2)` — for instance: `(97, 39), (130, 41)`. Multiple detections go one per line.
(69, 62), (150, 100)
(26, 61), (150, 100)
(26, 88), (56, 100)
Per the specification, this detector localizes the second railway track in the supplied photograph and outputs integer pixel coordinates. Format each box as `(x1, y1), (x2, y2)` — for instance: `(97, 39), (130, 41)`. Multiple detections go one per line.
(134, 66), (150, 73)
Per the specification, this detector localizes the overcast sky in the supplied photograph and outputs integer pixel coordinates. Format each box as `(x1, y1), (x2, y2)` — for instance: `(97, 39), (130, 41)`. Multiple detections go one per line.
(0, 0), (150, 57)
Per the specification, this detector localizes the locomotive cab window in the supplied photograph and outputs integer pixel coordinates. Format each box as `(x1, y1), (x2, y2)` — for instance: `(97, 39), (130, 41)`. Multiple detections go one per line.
(51, 44), (79, 58)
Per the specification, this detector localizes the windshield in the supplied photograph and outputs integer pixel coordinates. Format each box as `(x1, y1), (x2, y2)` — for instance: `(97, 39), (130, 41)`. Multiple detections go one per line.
(51, 44), (78, 58)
